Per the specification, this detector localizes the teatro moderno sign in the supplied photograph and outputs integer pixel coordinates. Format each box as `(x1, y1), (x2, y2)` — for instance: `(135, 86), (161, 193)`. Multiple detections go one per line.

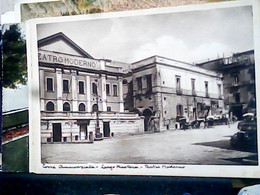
(38, 50), (100, 70)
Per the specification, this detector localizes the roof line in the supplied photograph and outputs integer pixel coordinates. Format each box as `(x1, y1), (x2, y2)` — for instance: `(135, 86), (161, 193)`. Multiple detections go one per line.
(38, 32), (93, 59)
(132, 55), (193, 66)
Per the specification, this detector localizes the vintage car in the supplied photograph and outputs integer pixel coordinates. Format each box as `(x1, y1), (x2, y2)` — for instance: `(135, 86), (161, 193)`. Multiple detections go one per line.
(237, 113), (257, 131)
(176, 116), (205, 130)
(230, 113), (257, 148)
(213, 114), (229, 125)
(206, 116), (214, 127)
(230, 129), (257, 148)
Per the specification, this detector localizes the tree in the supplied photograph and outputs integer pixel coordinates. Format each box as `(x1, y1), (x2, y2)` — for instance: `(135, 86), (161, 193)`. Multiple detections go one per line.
(2, 24), (27, 88)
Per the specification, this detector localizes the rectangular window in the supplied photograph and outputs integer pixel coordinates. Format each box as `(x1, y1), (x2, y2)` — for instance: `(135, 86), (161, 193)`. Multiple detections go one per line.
(146, 75), (152, 92)
(191, 79), (195, 91)
(176, 76), (182, 95)
(234, 75), (239, 85)
(106, 84), (110, 95)
(107, 106), (111, 112)
(205, 81), (209, 97)
(218, 84), (221, 97)
(46, 78), (53, 92)
(92, 83), (97, 94)
(137, 77), (142, 91)
(176, 105), (183, 116)
(63, 80), (69, 93)
(176, 76), (181, 90)
(235, 93), (240, 103)
(79, 81), (84, 94)
(113, 85), (118, 96)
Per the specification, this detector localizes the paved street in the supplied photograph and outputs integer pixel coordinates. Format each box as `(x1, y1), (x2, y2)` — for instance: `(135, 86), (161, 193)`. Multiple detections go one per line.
(42, 122), (258, 165)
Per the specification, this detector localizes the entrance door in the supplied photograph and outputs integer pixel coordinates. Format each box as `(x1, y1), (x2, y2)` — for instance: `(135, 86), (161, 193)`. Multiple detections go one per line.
(80, 124), (88, 140)
(103, 122), (110, 137)
(53, 123), (62, 142)
(143, 109), (153, 132)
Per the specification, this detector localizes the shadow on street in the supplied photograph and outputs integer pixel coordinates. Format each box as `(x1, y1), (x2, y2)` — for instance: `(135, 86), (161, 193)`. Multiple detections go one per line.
(193, 139), (257, 153)
(220, 155), (258, 165)
(193, 140), (258, 165)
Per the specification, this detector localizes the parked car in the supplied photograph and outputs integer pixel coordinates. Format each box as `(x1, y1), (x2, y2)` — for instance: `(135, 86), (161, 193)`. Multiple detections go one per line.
(190, 118), (205, 129)
(206, 116), (214, 128)
(213, 114), (229, 125)
(237, 113), (257, 131)
(230, 129), (257, 148)
(177, 116), (206, 130)
(230, 113), (257, 148)
(178, 117), (190, 130)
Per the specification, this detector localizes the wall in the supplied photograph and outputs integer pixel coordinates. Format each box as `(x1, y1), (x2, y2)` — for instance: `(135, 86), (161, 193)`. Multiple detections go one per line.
(41, 118), (144, 143)
(158, 64), (223, 99)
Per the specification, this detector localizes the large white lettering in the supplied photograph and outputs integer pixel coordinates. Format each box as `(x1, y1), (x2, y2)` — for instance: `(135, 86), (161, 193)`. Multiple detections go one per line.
(38, 50), (99, 70)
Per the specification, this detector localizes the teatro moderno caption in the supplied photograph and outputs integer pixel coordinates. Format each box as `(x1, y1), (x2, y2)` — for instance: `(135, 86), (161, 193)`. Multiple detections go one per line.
(39, 32), (226, 143)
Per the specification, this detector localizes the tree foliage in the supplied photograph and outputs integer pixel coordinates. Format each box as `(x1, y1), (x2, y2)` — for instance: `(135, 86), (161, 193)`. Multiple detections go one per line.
(2, 24), (27, 88)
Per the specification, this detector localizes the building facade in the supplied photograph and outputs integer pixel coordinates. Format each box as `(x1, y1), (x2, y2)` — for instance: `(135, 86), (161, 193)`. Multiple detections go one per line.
(197, 50), (255, 119)
(124, 56), (224, 132)
(39, 33), (143, 143)
(39, 32), (225, 143)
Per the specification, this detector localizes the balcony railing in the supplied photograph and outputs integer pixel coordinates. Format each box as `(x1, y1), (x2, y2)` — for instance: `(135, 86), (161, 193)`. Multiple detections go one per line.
(41, 111), (138, 118)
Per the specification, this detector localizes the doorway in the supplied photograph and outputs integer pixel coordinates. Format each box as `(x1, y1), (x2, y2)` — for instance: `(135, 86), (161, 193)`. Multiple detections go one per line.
(103, 122), (110, 137)
(80, 124), (88, 140)
(143, 108), (153, 132)
(53, 123), (62, 142)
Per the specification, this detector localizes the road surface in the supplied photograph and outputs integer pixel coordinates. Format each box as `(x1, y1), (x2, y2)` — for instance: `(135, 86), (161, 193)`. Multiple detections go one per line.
(42, 122), (258, 165)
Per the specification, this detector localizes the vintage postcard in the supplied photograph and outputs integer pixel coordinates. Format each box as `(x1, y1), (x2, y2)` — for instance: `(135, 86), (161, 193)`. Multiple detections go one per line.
(27, 0), (260, 177)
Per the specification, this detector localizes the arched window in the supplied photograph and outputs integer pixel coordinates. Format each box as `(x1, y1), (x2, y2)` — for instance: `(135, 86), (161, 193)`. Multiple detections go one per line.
(46, 101), (54, 111)
(79, 103), (86, 111)
(92, 104), (98, 112)
(63, 102), (71, 111)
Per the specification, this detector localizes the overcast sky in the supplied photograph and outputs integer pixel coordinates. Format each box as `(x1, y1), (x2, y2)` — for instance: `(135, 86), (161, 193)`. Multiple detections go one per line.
(37, 6), (254, 64)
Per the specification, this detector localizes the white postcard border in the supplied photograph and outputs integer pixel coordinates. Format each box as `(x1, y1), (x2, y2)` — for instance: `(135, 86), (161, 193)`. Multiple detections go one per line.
(27, 0), (260, 178)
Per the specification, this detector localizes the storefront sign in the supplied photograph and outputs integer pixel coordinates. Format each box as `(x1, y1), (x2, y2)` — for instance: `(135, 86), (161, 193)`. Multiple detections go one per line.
(38, 50), (100, 70)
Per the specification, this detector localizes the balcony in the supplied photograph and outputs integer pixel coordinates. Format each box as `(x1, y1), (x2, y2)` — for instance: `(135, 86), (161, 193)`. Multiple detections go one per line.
(41, 111), (138, 119)
(41, 111), (94, 118)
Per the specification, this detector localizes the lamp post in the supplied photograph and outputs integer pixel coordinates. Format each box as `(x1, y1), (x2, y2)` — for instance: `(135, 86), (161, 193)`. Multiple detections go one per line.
(94, 79), (102, 140)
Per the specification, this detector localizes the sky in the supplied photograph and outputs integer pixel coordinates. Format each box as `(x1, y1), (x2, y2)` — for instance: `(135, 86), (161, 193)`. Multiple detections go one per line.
(3, 84), (28, 112)
(37, 5), (254, 64)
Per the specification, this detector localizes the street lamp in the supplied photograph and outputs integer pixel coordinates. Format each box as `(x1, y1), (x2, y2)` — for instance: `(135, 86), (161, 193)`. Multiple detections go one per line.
(94, 79), (103, 141)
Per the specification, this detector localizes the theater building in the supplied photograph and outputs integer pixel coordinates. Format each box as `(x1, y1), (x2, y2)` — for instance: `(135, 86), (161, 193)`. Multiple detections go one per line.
(38, 33), (143, 143)
(124, 56), (224, 132)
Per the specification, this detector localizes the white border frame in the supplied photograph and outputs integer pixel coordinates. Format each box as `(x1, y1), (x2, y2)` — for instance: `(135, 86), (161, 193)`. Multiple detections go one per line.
(27, 0), (260, 177)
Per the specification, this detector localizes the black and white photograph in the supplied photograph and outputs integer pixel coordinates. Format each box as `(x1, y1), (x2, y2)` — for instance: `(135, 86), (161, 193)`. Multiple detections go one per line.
(27, 1), (260, 177)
